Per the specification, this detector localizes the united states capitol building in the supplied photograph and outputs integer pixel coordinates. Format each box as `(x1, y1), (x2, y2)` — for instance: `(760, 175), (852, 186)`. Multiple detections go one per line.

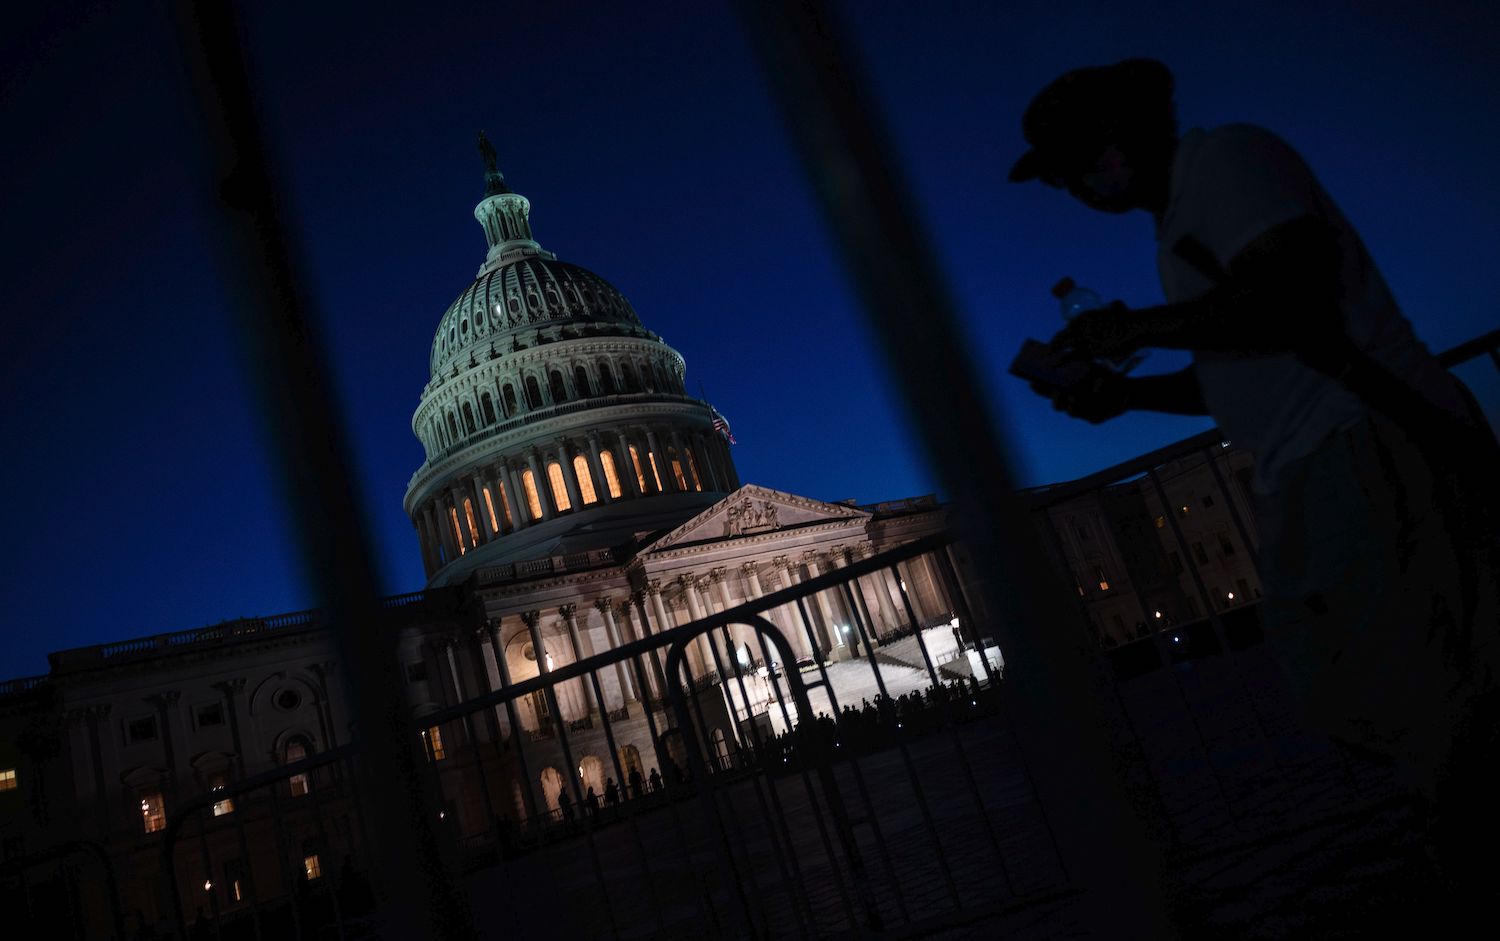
(0, 142), (1262, 933)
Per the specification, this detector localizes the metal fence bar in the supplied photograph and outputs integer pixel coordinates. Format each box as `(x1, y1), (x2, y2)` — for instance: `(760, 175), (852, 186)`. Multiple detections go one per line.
(169, 2), (469, 936)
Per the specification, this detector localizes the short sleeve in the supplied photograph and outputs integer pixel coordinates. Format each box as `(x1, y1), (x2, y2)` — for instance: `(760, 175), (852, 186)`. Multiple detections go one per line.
(1181, 125), (1323, 270)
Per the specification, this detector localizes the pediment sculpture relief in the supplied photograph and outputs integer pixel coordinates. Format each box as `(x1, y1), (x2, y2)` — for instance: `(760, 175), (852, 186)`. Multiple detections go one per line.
(726, 498), (780, 536)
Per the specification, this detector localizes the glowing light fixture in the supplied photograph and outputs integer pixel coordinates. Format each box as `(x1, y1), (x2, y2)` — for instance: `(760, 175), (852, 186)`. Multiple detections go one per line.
(1153, 610), (1163, 619)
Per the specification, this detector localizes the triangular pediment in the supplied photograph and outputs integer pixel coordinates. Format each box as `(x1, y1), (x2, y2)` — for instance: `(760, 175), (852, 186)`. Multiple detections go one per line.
(646, 484), (869, 552)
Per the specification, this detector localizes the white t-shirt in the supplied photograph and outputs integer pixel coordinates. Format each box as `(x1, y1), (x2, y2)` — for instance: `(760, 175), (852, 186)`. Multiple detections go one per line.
(1155, 124), (1462, 493)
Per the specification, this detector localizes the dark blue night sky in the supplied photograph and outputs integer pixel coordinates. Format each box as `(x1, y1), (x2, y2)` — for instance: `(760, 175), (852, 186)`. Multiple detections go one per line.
(3, 1), (1497, 678)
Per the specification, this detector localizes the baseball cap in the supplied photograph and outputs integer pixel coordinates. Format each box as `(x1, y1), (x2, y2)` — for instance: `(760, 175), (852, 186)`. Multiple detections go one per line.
(1008, 58), (1175, 183)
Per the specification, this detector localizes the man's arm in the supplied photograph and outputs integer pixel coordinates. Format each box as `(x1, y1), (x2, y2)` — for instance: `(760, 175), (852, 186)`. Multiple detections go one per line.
(1035, 364), (1208, 423)
(1048, 215), (1344, 361)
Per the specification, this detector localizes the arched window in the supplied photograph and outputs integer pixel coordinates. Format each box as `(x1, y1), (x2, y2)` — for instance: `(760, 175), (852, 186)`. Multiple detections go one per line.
(573, 365), (591, 398)
(547, 461), (572, 512)
(684, 448), (703, 491)
(669, 449), (688, 491)
(629, 445), (648, 493)
(573, 455), (598, 505)
(446, 411), (460, 440)
(462, 402), (477, 434)
(549, 370), (568, 403)
(641, 364), (657, 392)
(525, 376), (543, 410)
(521, 470), (543, 521)
(480, 392), (496, 425)
(502, 383), (517, 416)
(448, 505), (467, 555)
(597, 361), (615, 394)
(463, 498), (480, 546)
(600, 450), (623, 498)
(620, 362), (638, 393)
(285, 737), (312, 797)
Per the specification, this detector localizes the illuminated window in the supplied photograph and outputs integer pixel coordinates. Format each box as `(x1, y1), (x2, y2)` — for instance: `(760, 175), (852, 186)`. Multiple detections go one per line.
(463, 498), (480, 547)
(670, 449), (688, 491)
(548, 461), (572, 511)
(600, 450), (623, 498)
(1095, 567), (1110, 592)
(522, 469), (543, 520)
(647, 452), (664, 491)
(684, 448), (702, 491)
(483, 486), (501, 532)
(424, 726), (446, 762)
(629, 445), (648, 492)
(448, 506), (466, 555)
(1154, 515), (1166, 529)
(0, 768), (16, 792)
(225, 859), (245, 903)
(573, 455), (598, 505)
(211, 773), (234, 816)
(286, 739), (310, 797)
(303, 854), (322, 881)
(140, 791), (166, 833)
(1178, 505), (1190, 517)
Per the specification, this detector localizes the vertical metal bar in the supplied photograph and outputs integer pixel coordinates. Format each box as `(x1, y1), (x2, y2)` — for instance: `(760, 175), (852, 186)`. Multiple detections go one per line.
(307, 763), (346, 938)
(1202, 445), (1262, 571)
(267, 782), (304, 941)
(230, 792), (266, 941)
(169, 3), (471, 935)
(529, 624), (621, 941)
(585, 659), (669, 934)
(461, 713), (499, 840)
(734, 3), (1174, 931)
(195, 811), (225, 940)
(1148, 468), (1227, 640)
(816, 583), (920, 922)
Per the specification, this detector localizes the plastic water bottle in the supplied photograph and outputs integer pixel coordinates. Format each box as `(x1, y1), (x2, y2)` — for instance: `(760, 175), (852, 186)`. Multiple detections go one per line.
(1050, 277), (1148, 373)
(1052, 277), (1103, 321)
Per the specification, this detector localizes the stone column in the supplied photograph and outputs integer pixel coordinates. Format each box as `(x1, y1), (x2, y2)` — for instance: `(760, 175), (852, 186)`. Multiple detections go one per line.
(681, 576), (718, 675)
(803, 551), (845, 659)
(646, 428), (673, 492)
(449, 484), (473, 550)
(769, 556), (811, 660)
(648, 579), (695, 680)
(827, 549), (863, 658)
(615, 431), (643, 497)
(862, 544), (902, 639)
(419, 505), (442, 571)
(469, 476), (492, 542)
(585, 432), (611, 503)
(147, 690), (183, 799)
(435, 498), (458, 560)
(559, 604), (596, 716)
(626, 592), (666, 699)
(557, 440), (584, 511)
(693, 432), (720, 492)
(483, 618), (513, 740)
(503, 459), (528, 526)
(481, 468), (507, 534)
(741, 560), (786, 662)
(709, 567), (745, 663)
(524, 450), (554, 520)
(596, 597), (637, 703)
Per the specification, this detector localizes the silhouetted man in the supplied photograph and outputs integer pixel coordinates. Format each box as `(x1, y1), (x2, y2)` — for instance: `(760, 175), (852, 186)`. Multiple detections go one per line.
(1010, 58), (1498, 899)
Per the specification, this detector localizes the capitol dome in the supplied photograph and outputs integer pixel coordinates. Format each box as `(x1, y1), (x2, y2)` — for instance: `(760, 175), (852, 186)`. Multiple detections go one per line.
(403, 136), (739, 586)
(429, 257), (645, 380)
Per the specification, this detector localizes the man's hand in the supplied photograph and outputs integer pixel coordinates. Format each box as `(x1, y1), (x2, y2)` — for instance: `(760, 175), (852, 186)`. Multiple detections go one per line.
(1045, 300), (1143, 364)
(1029, 364), (1131, 424)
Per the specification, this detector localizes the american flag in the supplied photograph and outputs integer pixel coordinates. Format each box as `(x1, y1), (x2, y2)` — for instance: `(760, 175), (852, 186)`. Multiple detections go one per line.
(710, 407), (736, 444)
